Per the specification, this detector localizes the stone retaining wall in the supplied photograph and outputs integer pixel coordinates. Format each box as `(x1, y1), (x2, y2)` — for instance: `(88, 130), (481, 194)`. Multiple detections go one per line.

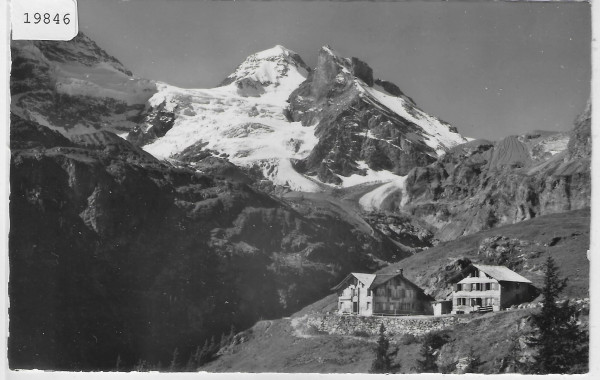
(305, 313), (468, 337)
(302, 297), (589, 338)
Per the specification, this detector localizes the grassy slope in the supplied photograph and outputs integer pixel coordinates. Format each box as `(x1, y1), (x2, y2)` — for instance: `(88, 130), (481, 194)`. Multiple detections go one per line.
(385, 208), (590, 299)
(205, 307), (585, 373)
(203, 319), (376, 373)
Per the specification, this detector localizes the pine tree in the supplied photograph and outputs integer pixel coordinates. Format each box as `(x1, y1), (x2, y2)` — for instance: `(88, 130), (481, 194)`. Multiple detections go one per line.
(168, 347), (179, 371)
(186, 345), (202, 371)
(206, 335), (219, 362)
(416, 331), (450, 372)
(370, 323), (401, 373)
(501, 334), (525, 373)
(228, 324), (236, 345)
(197, 339), (211, 366)
(527, 256), (588, 374)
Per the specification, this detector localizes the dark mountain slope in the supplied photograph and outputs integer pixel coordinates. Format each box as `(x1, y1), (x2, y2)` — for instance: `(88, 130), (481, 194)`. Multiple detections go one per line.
(8, 115), (404, 370)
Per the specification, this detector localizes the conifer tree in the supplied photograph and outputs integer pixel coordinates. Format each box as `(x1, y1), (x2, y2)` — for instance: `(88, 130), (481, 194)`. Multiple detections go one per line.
(527, 256), (588, 374)
(168, 347), (179, 371)
(370, 323), (401, 373)
(501, 334), (525, 373)
(207, 335), (218, 360)
(197, 339), (211, 366)
(186, 345), (202, 371)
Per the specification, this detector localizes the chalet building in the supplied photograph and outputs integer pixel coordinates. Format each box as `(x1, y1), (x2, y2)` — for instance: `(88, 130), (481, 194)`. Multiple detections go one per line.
(332, 270), (434, 316)
(451, 264), (537, 314)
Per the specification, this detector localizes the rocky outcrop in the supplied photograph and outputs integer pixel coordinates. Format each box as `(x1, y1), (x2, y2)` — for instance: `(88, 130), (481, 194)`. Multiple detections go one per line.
(476, 236), (544, 272)
(363, 213), (437, 254)
(127, 101), (177, 146)
(10, 113), (75, 149)
(567, 101), (591, 160)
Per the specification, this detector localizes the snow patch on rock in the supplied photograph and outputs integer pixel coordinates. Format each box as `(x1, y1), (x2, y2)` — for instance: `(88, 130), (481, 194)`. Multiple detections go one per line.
(359, 176), (408, 212)
(358, 83), (467, 155)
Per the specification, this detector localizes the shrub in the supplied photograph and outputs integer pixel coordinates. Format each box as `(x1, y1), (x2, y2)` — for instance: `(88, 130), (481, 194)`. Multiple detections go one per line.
(353, 330), (370, 338)
(400, 333), (419, 345)
(305, 325), (328, 336)
(416, 330), (451, 372)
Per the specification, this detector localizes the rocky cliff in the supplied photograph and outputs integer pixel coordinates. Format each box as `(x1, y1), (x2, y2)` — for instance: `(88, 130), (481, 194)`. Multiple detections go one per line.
(363, 105), (591, 241)
(288, 46), (467, 184)
(11, 33), (156, 135)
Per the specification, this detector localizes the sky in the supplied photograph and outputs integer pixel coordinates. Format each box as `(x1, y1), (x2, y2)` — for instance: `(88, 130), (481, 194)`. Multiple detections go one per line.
(78, 0), (591, 141)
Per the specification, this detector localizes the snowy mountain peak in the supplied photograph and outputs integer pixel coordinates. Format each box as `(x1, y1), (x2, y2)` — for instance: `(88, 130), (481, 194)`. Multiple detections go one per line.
(253, 44), (298, 60)
(220, 45), (310, 98)
(320, 45), (337, 55)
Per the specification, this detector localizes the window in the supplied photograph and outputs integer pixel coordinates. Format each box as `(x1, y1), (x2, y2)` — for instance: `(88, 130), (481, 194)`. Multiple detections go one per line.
(387, 288), (392, 297)
(367, 289), (372, 296)
(485, 283), (491, 291)
(516, 283), (521, 289)
(367, 302), (371, 310)
(456, 284), (462, 291)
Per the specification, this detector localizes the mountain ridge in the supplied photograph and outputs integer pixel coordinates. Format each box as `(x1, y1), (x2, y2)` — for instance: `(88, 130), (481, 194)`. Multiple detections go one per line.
(11, 34), (472, 192)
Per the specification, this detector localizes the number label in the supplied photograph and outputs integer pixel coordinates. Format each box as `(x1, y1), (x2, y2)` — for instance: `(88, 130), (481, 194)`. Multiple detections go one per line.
(11, 0), (78, 41)
(24, 13), (71, 25)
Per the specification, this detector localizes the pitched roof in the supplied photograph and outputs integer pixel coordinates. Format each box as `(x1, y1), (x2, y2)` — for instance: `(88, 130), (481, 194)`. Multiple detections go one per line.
(331, 272), (406, 291)
(331, 273), (376, 291)
(472, 264), (532, 283)
(353, 273), (377, 288)
(369, 274), (401, 289)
